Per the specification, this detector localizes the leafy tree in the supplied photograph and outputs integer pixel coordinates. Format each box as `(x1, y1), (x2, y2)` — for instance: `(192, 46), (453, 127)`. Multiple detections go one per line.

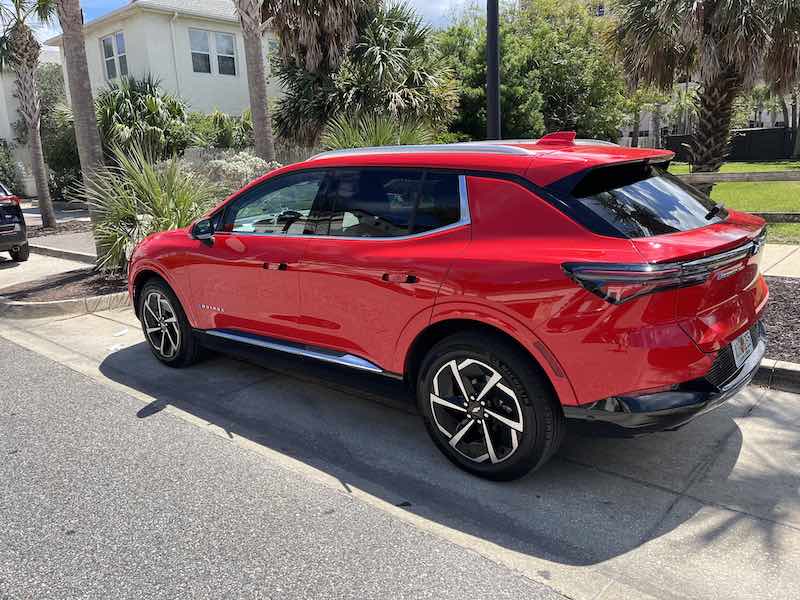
(0, 0), (56, 226)
(435, 10), (544, 140)
(437, 0), (626, 141)
(274, 2), (456, 145)
(612, 0), (800, 181)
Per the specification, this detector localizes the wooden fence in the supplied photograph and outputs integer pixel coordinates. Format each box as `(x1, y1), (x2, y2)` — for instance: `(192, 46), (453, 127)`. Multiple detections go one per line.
(677, 171), (800, 224)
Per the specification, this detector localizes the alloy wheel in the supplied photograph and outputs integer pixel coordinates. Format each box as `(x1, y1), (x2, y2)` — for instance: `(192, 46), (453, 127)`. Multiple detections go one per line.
(429, 357), (524, 464)
(142, 291), (181, 359)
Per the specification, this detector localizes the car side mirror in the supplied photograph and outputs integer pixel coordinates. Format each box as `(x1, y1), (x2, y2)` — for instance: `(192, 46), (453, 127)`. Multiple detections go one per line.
(191, 218), (214, 241)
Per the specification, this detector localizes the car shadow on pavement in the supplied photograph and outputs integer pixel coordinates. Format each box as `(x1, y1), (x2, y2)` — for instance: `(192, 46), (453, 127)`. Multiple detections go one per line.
(0, 257), (20, 270)
(97, 341), (762, 567)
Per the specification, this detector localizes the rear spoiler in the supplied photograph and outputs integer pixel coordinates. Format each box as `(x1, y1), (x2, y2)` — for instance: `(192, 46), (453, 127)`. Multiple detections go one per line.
(546, 155), (674, 197)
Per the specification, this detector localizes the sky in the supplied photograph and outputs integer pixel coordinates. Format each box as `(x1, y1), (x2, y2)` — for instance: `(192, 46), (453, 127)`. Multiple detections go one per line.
(30, 0), (473, 41)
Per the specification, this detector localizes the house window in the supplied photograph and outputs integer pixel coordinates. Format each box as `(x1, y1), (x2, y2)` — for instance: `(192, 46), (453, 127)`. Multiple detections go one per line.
(101, 32), (127, 80)
(190, 28), (237, 76)
(639, 130), (650, 138)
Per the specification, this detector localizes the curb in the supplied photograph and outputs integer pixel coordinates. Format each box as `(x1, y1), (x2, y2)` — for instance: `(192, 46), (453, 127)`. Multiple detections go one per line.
(0, 291), (130, 319)
(757, 359), (800, 394)
(28, 243), (96, 265)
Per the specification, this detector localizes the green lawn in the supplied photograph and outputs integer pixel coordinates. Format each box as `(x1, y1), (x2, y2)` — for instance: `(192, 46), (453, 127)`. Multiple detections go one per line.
(669, 161), (800, 244)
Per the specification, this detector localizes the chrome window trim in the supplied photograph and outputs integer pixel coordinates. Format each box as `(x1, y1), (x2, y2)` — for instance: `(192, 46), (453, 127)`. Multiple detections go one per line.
(216, 174), (471, 242)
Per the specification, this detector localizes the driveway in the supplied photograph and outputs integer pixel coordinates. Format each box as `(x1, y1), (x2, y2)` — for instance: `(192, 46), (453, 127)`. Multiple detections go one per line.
(1, 308), (798, 599)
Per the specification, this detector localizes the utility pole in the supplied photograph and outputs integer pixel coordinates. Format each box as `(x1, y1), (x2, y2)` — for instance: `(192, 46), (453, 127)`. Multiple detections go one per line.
(486, 0), (501, 140)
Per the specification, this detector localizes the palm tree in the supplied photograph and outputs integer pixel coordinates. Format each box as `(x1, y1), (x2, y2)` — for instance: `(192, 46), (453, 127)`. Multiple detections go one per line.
(262, 0), (370, 73)
(612, 1), (800, 180)
(234, 0), (275, 162)
(0, 1), (55, 227)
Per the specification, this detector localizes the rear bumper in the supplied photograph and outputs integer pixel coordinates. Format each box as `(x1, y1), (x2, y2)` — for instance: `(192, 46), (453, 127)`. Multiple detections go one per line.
(564, 322), (767, 436)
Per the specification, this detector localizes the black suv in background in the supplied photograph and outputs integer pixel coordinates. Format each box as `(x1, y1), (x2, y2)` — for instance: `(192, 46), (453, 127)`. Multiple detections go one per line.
(0, 183), (29, 262)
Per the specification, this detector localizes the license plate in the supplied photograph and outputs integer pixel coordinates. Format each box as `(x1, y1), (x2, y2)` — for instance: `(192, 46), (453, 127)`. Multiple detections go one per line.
(731, 330), (754, 368)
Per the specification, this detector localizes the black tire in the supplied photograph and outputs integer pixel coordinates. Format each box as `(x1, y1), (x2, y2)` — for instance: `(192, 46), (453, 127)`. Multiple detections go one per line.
(10, 244), (29, 262)
(417, 332), (564, 481)
(138, 278), (200, 368)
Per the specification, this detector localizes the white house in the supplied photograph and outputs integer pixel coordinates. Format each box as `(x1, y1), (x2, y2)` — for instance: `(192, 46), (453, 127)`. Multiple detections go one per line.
(45, 0), (283, 115)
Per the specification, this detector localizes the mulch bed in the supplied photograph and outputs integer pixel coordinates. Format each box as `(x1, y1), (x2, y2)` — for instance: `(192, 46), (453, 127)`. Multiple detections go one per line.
(763, 276), (800, 364)
(0, 268), (126, 302)
(26, 220), (94, 239)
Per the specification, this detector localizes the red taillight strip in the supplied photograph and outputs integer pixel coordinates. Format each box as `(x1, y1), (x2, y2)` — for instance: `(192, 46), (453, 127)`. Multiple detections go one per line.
(563, 233), (764, 304)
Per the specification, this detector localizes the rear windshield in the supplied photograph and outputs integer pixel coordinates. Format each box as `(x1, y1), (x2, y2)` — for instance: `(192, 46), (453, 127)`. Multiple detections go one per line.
(570, 163), (727, 238)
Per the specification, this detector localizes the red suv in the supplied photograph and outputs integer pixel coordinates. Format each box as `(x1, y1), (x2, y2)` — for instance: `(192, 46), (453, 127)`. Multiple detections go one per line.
(128, 132), (768, 480)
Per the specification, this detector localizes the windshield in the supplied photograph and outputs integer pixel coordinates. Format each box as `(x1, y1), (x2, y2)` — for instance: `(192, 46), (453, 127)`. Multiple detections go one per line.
(570, 163), (727, 238)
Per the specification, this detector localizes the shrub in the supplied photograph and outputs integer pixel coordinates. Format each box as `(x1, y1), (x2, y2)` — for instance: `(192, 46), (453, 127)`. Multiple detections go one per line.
(187, 110), (254, 150)
(0, 140), (23, 195)
(60, 75), (193, 159)
(321, 113), (434, 150)
(177, 148), (281, 198)
(84, 144), (218, 273)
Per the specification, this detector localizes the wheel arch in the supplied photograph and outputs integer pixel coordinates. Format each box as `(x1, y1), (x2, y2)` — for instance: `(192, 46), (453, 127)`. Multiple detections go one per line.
(132, 269), (167, 319)
(403, 317), (577, 407)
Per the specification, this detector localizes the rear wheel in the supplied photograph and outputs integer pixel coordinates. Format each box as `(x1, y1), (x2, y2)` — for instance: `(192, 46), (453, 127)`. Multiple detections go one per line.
(138, 279), (200, 368)
(417, 332), (564, 480)
(10, 244), (29, 262)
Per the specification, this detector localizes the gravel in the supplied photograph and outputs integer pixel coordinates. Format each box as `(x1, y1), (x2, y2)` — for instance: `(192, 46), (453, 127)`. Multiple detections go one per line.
(763, 276), (800, 363)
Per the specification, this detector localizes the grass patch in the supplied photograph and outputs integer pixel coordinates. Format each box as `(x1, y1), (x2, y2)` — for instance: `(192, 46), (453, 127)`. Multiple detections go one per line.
(669, 161), (800, 244)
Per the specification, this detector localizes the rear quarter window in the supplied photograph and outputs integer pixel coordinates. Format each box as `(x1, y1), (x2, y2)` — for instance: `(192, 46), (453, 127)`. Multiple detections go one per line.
(569, 163), (727, 238)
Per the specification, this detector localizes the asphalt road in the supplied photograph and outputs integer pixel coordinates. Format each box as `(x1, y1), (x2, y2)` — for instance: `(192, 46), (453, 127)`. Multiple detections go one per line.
(0, 338), (566, 600)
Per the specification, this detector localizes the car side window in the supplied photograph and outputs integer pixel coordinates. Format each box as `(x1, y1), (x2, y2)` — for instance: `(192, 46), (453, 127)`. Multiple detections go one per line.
(326, 169), (423, 238)
(222, 171), (326, 235)
(411, 172), (461, 234)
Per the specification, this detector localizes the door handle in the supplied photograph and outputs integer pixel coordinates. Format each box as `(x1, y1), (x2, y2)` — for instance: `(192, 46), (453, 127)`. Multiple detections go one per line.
(382, 273), (418, 284)
(263, 262), (288, 271)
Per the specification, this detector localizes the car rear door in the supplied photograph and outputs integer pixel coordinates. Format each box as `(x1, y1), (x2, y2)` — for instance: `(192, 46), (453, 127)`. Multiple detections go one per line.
(297, 168), (470, 371)
(186, 170), (326, 339)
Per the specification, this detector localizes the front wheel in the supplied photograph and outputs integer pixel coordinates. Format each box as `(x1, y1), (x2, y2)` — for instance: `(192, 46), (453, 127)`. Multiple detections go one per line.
(138, 279), (200, 368)
(417, 332), (564, 481)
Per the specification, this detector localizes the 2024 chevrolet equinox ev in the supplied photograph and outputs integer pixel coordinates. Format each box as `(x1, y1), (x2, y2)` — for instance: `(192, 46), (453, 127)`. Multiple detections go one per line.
(128, 132), (768, 480)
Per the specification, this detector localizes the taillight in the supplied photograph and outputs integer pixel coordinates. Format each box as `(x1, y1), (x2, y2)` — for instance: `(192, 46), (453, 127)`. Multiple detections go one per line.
(563, 263), (686, 304)
(564, 234), (762, 304)
(0, 195), (19, 205)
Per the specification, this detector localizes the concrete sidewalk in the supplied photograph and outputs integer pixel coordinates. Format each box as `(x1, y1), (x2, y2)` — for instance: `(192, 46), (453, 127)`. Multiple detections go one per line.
(763, 244), (800, 277)
(2, 307), (799, 600)
(0, 253), (87, 289)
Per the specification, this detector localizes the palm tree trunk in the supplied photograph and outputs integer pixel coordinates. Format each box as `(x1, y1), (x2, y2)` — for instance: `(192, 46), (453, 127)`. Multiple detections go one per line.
(14, 63), (56, 228)
(630, 110), (640, 148)
(27, 120), (56, 228)
(56, 0), (106, 256)
(237, 0), (276, 162)
(690, 70), (743, 193)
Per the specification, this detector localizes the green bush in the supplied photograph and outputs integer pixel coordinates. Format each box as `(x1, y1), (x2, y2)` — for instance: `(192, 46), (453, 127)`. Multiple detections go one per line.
(83, 144), (218, 273)
(92, 76), (191, 159)
(187, 110), (254, 150)
(0, 140), (22, 195)
(321, 113), (434, 149)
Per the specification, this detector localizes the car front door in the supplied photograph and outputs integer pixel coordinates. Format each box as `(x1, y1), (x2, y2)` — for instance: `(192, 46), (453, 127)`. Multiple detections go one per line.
(186, 170), (326, 340)
(298, 168), (470, 371)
